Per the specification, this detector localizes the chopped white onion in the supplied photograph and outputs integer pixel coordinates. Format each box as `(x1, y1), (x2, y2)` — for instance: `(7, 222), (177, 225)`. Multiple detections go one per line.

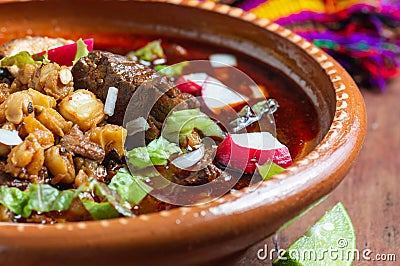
(171, 145), (205, 169)
(0, 129), (23, 146)
(182, 72), (209, 87)
(104, 86), (118, 116)
(153, 58), (167, 65)
(126, 117), (150, 136)
(209, 54), (237, 68)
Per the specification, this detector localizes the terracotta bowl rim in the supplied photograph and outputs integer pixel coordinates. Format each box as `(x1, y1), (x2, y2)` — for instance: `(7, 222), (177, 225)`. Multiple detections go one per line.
(0, 0), (366, 250)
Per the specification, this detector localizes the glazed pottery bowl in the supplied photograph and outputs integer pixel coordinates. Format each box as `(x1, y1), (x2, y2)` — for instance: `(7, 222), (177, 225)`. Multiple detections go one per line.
(0, 0), (366, 265)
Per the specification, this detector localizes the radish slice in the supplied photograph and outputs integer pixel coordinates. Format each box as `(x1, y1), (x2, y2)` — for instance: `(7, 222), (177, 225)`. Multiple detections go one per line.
(182, 73), (208, 87)
(171, 145), (205, 169)
(175, 76), (202, 95)
(209, 54), (237, 68)
(33, 38), (94, 66)
(215, 132), (292, 173)
(202, 76), (248, 113)
(176, 72), (248, 113)
(0, 129), (23, 146)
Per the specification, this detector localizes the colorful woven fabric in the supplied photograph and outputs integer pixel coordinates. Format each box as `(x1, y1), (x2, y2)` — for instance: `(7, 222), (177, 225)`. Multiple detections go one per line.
(227, 0), (400, 91)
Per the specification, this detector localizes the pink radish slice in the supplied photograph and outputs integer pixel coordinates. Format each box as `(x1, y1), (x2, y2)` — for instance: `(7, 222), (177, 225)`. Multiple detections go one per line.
(201, 75), (248, 114)
(176, 72), (248, 113)
(216, 132), (292, 173)
(175, 76), (202, 95)
(33, 38), (94, 66)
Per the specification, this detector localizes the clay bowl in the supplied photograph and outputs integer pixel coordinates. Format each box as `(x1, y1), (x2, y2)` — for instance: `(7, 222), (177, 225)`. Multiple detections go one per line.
(0, 0), (366, 265)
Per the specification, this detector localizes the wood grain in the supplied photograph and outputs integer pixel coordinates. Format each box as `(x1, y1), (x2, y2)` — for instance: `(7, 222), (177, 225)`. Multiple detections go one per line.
(228, 79), (400, 265)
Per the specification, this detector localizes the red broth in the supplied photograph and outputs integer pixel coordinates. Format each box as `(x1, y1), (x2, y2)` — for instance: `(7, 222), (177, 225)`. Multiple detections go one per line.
(94, 34), (319, 160)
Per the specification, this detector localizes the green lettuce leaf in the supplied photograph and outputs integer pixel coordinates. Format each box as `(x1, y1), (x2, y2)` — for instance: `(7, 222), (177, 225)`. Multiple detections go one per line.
(0, 51), (37, 68)
(81, 200), (120, 220)
(109, 168), (153, 205)
(0, 179), (136, 220)
(127, 40), (165, 62)
(72, 38), (90, 65)
(155, 61), (188, 77)
(126, 136), (181, 169)
(22, 184), (76, 218)
(90, 180), (134, 218)
(50, 190), (76, 211)
(0, 186), (29, 215)
(22, 184), (60, 217)
(162, 108), (224, 144)
(257, 160), (285, 180)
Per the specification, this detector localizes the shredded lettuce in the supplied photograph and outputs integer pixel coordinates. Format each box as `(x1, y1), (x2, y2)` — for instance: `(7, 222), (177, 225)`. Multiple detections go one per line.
(0, 172), (141, 220)
(81, 200), (120, 220)
(257, 160), (285, 180)
(0, 51), (37, 68)
(0, 186), (29, 215)
(127, 40), (165, 62)
(72, 38), (90, 65)
(162, 108), (224, 144)
(22, 184), (75, 218)
(91, 180), (134, 218)
(109, 168), (153, 205)
(126, 136), (181, 169)
(155, 61), (188, 77)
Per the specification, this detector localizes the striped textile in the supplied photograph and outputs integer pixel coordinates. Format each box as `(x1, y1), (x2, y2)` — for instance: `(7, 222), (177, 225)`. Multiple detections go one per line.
(226, 0), (400, 91)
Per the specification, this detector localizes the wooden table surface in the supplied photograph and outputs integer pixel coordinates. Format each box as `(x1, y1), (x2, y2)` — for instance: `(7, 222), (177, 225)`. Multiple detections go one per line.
(230, 79), (400, 265)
